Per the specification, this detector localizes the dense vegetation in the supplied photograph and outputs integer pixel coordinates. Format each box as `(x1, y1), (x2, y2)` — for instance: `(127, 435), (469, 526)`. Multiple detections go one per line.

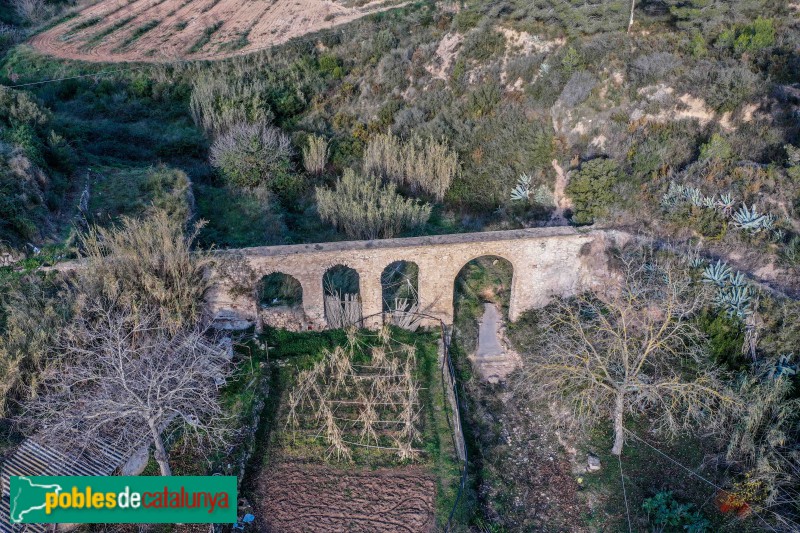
(0, 0), (799, 530)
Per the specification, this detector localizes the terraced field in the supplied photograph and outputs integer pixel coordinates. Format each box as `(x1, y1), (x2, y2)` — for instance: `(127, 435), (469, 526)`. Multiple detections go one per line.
(29, 0), (403, 62)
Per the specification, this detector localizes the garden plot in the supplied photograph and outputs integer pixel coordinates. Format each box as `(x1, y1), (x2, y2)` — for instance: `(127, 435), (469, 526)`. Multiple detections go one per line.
(283, 327), (423, 462)
(247, 326), (460, 531)
(29, 0), (404, 63)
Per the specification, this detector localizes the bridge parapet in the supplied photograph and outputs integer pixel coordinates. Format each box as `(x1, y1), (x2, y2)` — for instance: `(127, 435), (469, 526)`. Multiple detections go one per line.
(208, 227), (625, 330)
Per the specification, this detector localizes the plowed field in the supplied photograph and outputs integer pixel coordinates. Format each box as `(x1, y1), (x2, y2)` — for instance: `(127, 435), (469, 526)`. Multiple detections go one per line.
(255, 462), (436, 532)
(29, 0), (402, 63)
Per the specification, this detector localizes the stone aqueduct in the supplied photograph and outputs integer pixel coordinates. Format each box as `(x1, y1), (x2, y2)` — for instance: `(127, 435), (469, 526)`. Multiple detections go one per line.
(208, 226), (621, 330)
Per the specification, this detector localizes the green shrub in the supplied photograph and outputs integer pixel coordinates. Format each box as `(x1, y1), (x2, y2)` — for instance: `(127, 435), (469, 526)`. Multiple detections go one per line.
(697, 309), (747, 371)
(699, 133), (733, 163)
(143, 165), (193, 222)
(315, 169), (431, 239)
(209, 122), (293, 188)
(363, 132), (459, 201)
(461, 26), (505, 62)
(565, 158), (621, 225)
(448, 106), (553, 210)
(452, 10), (482, 32)
(190, 76), (275, 135)
(642, 491), (710, 533)
(717, 17), (776, 55)
(318, 54), (343, 78)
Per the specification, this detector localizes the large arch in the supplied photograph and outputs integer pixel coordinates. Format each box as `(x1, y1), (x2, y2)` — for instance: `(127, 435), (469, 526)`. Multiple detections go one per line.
(323, 264), (362, 328)
(452, 255), (515, 351)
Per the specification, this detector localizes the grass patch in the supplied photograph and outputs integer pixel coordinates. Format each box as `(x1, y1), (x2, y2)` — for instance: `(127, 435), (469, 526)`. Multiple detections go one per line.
(579, 419), (763, 531)
(114, 20), (160, 51)
(218, 29), (251, 52)
(66, 16), (102, 35)
(81, 16), (135, 50)
(188, 21), (223, 54)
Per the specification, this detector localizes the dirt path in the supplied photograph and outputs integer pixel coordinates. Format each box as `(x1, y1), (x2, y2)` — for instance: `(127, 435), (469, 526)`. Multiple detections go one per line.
(470, 303), (521, 384)
(551, 158), (571, 224)
(255, 462), (436, 532)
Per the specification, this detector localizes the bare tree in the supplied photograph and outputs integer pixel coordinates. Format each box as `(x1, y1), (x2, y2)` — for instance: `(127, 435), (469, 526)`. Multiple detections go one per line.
(516, 250), (737, 455)
(23, 303), (232, 476)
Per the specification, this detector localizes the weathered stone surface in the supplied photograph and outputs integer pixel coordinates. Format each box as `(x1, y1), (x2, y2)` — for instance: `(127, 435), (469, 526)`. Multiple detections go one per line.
(587, 453), (602, 472)
(207, 227), (626, 330)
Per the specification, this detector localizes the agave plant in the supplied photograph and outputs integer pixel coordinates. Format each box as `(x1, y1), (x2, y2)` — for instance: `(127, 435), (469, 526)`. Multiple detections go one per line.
(702, 195), (716, 209)
(702, 260), (732, 286)
(767, 354), (797, 380)
(661, 182), (684, 209)
(729, 270), (748, 288)
(717, 285), (753, 319)
(732, 203), (773, 232)
(510, 173), (532, 201)
(685, 250), (706, 269)
(761, 214), (776, 231)
(716, 193), (735, 214)
(771, 228), (786, 244)
(687, 187), (704, 207)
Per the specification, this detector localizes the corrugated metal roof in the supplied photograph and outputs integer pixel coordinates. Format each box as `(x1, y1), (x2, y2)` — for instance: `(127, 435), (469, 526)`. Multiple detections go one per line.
(0, 436), (134, 533)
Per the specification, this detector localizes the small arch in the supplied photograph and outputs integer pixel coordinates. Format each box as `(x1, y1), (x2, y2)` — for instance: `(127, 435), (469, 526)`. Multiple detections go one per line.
(381, 260), (420, 329)
(381, 261), (419, 312)
(323, 265), (362, 328)
(258, 272), (303, 309)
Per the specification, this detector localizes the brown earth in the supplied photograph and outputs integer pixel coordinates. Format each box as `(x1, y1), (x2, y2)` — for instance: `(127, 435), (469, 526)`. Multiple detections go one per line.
(254, 462), (436, 532)
(29, 0), (404, 63)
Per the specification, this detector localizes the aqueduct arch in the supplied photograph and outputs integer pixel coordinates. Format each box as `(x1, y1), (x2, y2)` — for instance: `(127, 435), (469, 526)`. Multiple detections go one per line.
(208, 227), (620, 330)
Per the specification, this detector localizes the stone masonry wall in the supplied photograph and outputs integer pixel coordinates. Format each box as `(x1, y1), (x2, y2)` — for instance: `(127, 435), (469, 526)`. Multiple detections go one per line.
(207, 227), (626, 330)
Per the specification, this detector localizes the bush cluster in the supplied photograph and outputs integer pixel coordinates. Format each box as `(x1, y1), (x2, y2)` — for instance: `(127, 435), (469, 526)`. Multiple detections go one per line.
(315, 169), (431, 239)
(363, 132), (459, 201)
(209, 122), (293, 188)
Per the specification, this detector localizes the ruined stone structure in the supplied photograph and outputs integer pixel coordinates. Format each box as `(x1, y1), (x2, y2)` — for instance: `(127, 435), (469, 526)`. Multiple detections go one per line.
(208, 226), (621, 330)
